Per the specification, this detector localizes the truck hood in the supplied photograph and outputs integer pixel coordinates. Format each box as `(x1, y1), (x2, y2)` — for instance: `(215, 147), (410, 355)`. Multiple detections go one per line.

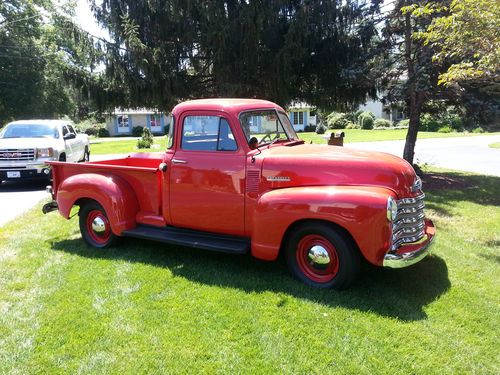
(0, 137), (59, 149)
(259, 144), (418, 198)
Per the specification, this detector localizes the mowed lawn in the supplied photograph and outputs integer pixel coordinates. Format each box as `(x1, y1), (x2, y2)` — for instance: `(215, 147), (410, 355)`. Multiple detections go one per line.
(89, 130), (498, 155)
(0, 170), (499, 373)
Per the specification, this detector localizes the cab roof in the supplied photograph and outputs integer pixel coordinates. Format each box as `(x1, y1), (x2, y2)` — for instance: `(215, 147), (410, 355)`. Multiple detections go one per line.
(172, 98), (285, 116)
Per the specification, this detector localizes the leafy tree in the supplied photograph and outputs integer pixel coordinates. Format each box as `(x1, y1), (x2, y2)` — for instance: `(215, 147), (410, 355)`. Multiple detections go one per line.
(0, 1), (105, 124)
(417, 0), (500, 128)
(89, 0), (383, 111)
(380, 0), (448, 165)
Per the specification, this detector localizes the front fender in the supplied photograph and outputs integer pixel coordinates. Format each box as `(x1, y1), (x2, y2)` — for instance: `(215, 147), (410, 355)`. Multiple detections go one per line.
(251, 186), (394, 265)
(56, 173), (139, 235)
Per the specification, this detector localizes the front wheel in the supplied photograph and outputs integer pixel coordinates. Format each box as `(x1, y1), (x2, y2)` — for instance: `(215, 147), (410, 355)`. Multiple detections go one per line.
(79, 201), (117, 248)
(285, 222), (360, 289)
(80, 146), (90, 162)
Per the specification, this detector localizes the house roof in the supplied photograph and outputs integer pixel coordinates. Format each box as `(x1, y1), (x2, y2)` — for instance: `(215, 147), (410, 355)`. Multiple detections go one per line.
(111, 108), (165, 115)
(287, 102), (315, 110)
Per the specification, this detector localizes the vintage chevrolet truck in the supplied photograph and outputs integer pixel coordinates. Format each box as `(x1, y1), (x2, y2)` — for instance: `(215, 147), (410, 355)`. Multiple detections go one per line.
(44, 99), (435, 289)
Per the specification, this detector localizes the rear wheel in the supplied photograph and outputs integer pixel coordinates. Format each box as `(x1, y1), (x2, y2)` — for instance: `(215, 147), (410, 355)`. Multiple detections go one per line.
(285, 222), (360, 289)
(79, 201), (117, 248)
(59, 153), (66, 162)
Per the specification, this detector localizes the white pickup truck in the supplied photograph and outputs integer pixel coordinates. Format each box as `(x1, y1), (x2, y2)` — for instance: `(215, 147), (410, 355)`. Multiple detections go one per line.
(0, 120), (90, 183)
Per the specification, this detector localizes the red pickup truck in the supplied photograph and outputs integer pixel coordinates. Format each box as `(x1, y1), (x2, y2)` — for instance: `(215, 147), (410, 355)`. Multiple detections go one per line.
(44, 99), (435, 289)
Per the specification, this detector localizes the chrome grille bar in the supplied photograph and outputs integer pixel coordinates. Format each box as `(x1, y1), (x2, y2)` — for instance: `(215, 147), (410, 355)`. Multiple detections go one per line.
(0, 148), (36, 161)
(391, 193), (426, 251)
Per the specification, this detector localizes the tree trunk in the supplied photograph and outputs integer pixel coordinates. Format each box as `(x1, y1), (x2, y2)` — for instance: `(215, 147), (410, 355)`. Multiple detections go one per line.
(402, 2), (422, 166)
(403, 98), (421, 165)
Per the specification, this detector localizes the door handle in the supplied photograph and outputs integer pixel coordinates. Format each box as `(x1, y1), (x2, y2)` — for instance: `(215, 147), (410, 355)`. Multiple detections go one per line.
(172, 158), (188, 164)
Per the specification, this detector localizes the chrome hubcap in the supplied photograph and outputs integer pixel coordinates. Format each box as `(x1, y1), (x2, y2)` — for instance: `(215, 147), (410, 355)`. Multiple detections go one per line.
(307, 245), (330, 269)
(91, 217), (106, 233)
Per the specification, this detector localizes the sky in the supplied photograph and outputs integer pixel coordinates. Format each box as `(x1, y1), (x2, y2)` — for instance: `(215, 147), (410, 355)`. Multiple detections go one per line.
(74, 0), (109, 40)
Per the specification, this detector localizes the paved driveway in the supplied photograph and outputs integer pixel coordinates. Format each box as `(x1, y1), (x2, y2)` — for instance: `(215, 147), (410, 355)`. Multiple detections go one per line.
(347, 135), (500, 177)
(0, 180), (48, 227)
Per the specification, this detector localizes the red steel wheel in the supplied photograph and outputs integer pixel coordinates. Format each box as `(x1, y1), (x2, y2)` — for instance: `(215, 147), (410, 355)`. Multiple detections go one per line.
(295, 234), (340, 283)
(286, 222), (360, 289)
(79, 201), (117, 248)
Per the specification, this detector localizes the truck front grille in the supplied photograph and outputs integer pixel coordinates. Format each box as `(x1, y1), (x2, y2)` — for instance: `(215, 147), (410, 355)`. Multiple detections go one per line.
(392, 193), (426, 250)
(0, 149), (35, 161)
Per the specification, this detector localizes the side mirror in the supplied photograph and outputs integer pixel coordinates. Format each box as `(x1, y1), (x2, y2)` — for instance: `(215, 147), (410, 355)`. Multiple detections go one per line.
(64, 133), (76, 140)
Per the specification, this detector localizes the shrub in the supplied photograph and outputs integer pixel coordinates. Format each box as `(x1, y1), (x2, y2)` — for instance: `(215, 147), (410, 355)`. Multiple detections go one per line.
(420, 114), (440, 132)
(304, 124), (317, 132)
(137, 139), (152, 149)
(315, 123), (327, 134)
(97, 127), (110, 137)
(437, 126), (453, 133)
(398, 119), (410, 128)
(327, 112), (351, 129)
(84, 126), (99, 136)
(136, 127), (154, 149)
(374, 119), (393, 128)
(353, 110), (364, 122)
(345, 122), (360, 129)
(358, 112), (374, 129)
(472, 127), (485, 133)
(132, 126), (144, 137)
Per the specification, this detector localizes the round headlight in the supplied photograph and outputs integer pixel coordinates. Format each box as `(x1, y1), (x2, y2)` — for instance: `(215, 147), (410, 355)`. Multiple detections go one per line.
(387, 196), (398, 222)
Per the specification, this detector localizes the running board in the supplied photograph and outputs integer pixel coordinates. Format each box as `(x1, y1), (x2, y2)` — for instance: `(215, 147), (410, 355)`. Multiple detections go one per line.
(122, 225), (250, 254)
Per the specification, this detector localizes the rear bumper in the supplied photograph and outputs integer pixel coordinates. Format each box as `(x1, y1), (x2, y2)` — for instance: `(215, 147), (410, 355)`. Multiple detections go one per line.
(383, 219), (435, 268)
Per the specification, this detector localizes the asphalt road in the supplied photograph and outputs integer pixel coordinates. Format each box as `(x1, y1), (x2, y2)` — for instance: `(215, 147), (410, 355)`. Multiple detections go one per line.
(0, 179), (48, 227)
(347, 134), (500, 177)
(0, 134), (499, 228)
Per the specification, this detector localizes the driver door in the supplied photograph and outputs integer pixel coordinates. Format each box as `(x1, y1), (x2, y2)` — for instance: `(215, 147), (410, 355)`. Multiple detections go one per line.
(169, 112), (246, 236)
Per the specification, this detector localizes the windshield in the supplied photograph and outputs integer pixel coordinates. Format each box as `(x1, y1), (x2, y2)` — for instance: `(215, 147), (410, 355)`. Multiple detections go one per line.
(239, 109), (299, 148)
(0, 123), (59, 139)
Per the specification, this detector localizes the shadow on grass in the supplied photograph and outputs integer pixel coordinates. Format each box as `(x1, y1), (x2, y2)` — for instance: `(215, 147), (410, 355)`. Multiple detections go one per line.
(51, 237), (450, 322)
(422, 171), (500, 216)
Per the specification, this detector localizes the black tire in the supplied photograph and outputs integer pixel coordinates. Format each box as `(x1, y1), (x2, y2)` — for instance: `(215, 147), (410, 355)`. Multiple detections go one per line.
(79, 201), (117, 248)
(80, 147), (90, 162)
(285, 222), (360, 290)
(59, 153), (66, 162)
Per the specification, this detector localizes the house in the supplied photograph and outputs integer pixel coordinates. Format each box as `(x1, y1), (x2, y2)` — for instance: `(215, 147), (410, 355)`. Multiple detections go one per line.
(358, 96), (406, 122)
(105, 109), (171, 136)
(287, 102), (317, 132)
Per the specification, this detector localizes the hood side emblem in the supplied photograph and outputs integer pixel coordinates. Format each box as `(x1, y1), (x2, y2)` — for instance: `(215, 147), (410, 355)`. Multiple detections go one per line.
(266, 176), (291, 182)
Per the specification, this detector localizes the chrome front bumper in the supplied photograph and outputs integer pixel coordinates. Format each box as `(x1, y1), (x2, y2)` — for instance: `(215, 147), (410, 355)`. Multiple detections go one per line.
(383, 219), (436, 268)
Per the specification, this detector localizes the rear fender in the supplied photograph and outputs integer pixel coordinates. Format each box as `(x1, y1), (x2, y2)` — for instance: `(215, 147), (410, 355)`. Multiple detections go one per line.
(56, 173), (139, 235)
(251, 186), (394, 265)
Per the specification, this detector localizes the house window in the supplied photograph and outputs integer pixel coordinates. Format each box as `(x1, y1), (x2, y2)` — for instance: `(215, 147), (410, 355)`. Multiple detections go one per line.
(182, 116), (237, 151)
(117, 115), (129, 132)
(150, 114), (162, 132)
(292, 111), (304, 125)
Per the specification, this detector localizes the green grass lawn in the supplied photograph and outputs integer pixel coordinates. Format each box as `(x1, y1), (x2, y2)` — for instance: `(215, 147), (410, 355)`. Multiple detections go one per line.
(0, 169), (499, 373)
(90, 131), (498, 155)
(90, 136), (168, 155)
(489, 142), (500, 148)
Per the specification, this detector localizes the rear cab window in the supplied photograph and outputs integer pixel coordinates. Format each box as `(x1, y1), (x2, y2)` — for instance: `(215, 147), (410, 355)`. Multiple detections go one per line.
(181, 115), (237, 152)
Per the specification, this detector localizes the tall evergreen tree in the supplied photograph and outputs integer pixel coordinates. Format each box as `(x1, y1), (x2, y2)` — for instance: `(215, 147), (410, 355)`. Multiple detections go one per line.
(89, 0), (383, 110)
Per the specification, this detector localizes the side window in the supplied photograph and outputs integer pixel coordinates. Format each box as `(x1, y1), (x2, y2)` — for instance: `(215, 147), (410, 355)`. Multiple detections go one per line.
(67, 125), (76, 135)
(62, 126), (69, 137)
(181, 116), (237, 151)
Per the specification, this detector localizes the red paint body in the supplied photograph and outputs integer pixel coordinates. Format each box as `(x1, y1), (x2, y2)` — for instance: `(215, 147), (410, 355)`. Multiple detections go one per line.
(48, 99), (435, 266)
